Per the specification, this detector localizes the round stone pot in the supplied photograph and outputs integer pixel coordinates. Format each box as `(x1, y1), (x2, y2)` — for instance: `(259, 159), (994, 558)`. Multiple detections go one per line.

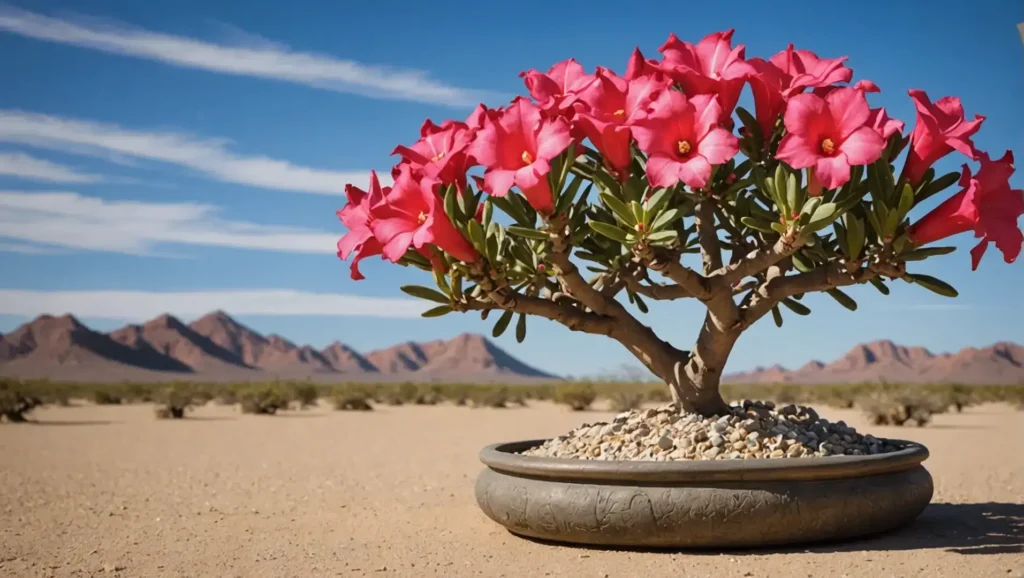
(475, 439), (932, 548)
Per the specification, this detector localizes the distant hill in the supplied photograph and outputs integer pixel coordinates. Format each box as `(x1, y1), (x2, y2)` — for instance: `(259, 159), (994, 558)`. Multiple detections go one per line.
(0, 311), (556, 383)
(724, 339), (1024, 385)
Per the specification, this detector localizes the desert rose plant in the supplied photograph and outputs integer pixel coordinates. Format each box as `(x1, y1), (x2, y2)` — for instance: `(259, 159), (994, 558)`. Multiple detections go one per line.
(335, 30), (1022, 417)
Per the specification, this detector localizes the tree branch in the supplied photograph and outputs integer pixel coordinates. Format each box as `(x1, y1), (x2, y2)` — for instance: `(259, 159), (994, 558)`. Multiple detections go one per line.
(695, 199), (723, 274)
(711, 231), (803, 285)
(620, 264), (690, 300)
(467, 274), (617, 336)
(636, 246), (712, 300)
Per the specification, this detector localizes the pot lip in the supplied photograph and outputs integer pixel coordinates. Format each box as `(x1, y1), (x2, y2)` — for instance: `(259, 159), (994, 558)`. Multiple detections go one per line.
(479, 438), (929, 483)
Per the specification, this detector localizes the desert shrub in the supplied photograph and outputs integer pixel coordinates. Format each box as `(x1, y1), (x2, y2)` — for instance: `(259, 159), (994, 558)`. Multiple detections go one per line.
(413, 384), (443, 405)
(290, 383), (319, 409)
(553, 384), (597, 411)
(153, 383), (202, 419)
(91, 387), (123, 405)
(214, 385), (239, 405)
(470, 386), (510, 408)
(860, 391), (945, 427)
(238, 385), (290, 415)
(0, 380), (42, 422)
(610, 390), (644, 412)
(508, 392), (528, 407)
(331, 387), (374, 411)
(122, 383), (155, 403)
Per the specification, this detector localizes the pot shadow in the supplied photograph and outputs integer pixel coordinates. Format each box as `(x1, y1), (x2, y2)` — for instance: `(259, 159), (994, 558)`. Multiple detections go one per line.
(515, 502), (1023, 556)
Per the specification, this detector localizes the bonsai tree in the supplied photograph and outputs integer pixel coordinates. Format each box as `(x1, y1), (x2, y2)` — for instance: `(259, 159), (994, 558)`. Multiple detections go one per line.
(335, 30), (1021, 417)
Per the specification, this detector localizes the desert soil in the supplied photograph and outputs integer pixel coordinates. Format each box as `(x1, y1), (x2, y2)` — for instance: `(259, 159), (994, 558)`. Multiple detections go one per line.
(1, 401), (1022, 578)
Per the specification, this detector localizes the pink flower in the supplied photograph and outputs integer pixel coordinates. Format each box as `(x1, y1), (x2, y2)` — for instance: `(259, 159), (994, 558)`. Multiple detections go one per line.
(625, 47), (661, 80)
(902, 89), (986, 186)
(368, 166), (478, 264)
(335, 173), (386, 280)
(908, 151), (1024, 270)
(631, 91), (739, 189)
(519, 58), (593, 115)
(467, 97), (573, 213)
(657, 29), (754, 123)
(775, 88), (886, 190)
(391, 118), (474, 189)
(867, 107), (904, 140)
(572, 69), (668, 176)
(748, 46), (852, 141)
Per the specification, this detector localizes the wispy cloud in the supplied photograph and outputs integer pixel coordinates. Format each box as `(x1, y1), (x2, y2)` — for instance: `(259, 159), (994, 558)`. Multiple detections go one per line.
(0, 110), (383, 195)
(0, 151), (102, 183)
(0, 190), (340, 255)
(0, 241), (66, 254)
(0, 6), (492, 107)
(0, 288), (427, 320)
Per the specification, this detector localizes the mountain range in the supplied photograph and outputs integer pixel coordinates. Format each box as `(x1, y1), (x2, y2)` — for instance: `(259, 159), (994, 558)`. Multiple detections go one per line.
(2, 312), (1022, 385)
(723, 340), (1024, 385)
(0, 311), (556, 383)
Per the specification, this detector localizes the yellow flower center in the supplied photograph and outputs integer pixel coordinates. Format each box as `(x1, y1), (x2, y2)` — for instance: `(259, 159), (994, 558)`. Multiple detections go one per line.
(613, 109), (626, 118)
(431, 152), (445, 162)
(417, 211), (428, 224)
(821, 138), (835, 155)
(677, 140), (691, 155)
(521, 151), (534, 164)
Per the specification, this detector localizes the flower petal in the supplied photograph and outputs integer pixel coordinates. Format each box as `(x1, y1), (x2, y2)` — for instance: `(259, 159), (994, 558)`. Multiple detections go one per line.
(838, 127), (885, 166)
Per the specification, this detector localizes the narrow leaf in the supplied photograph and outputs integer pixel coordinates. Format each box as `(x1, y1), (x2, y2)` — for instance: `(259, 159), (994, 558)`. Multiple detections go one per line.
(741, 216), (775, 233)
(588, 221), (630, 243)
(918, 171), (960, 203)
(897, 183), (915, 221)
(466, 219), (487, 252)
(421, 305), (452, 318)
(826, 288), (858, 311)
(905, 273), (959, 298)
(646, 230), (678, 245)
(846, 215), (865, 260)
(900, 246), (957, 261)
(443, 186), (461, 228)
(556, 175), (584, 215)
(506, 225), (549, 241)
(492, 310), (514, 337)
(600, 192), (637, 226)
(515, 313), (527, 343)
(630, 200), (645, 227)
(771, 306), (784, 327)
(804, 202), (841, 233)
(781, 298), (811, 315)
(649, 208), (681, 232)
(400, 285), (450, 304)
(869, 277), (890, 295)
(633, 293), (649, 314)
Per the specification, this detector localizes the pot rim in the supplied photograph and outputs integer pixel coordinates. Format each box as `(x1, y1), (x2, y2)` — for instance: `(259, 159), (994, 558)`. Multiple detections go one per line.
(480, 438), (928, 483)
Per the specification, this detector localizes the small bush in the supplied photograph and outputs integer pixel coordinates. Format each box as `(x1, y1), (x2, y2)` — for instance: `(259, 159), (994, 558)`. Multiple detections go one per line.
(91, 388), (123, 405)
(331, 390), (374, 411)
(610, 390), (644, 412)
(860, 392), (944, 427)
(554, 384), (597, 411)
(238, 385), (290, 415)
(644, 386), (673, 403)
(470, 386), (510, 408)
(153, 383), (200, 419)
(290, 383), (319, 409)
(0, 380), (42, 422)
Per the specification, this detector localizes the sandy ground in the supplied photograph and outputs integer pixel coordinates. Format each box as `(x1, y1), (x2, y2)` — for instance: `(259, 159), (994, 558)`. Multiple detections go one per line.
(0, 401), (1021, 578)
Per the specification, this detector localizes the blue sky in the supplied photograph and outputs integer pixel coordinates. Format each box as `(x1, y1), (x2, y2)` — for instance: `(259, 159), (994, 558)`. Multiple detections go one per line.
(0, 0), (1021, 377)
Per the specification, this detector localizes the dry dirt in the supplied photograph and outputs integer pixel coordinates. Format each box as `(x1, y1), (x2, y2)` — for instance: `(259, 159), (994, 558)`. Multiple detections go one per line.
(1, 401), (1022, 578)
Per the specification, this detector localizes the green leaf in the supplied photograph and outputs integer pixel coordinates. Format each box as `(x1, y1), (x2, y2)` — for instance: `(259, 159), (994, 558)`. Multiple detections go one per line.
(770, 221), (788, 234)
(833, 221), (850, 256)
(869, 277), (890, 295)
(882, 207), (899, 238)
(781, 298), (811, 315)
(771, 306), (784, 327)
(646, 229), (678, 245)
(905, 273), (959, 298)
(458, 190), (478, 225)
(773, 163), (788, 213)
(633, 293), (649, 314)
(630, 200), (645, 227)
(846, 214), (865, 260)
(515, 313), (527, 343)
(466, 219), (487, 252)
(804, 202), (841, 233)
(791, 252), (813, 272)
(400, 285), (450, 304)
(506, 225), (549, 241)
(432, 269), (452, 296)
(752, 165), (770, 198)
(865, 207), (884, 240)
(486, 226), (500, 262)
(826, 288), (858, 311)
(556, 175), (584, 215)
(599, 192), (637, 226)
(918, 171), (960, 203)
(786, 171), (802, 215)
(800, 196), (822, 217)
(741, 216), (775, 233)
(649, 208), (681, 232)
(901, 246), (957, 261)
(588, 221), (630, 243)
(421, 305), (452, 318)
(644, 187), (672, 216)
(490, 195), (530, 227)
(492, 310), (514, 338)
(443, 186), (461, 228)
(897, 183), (915, 221)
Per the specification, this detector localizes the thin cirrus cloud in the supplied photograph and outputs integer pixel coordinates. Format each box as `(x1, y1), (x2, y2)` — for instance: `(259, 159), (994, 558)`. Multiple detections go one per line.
(0, 288), (427, 320)
(0, 151), (103, 183)
(0, 110), (385, 195)
(0, 190), (341, 255)
(0, 5), (493, 107)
